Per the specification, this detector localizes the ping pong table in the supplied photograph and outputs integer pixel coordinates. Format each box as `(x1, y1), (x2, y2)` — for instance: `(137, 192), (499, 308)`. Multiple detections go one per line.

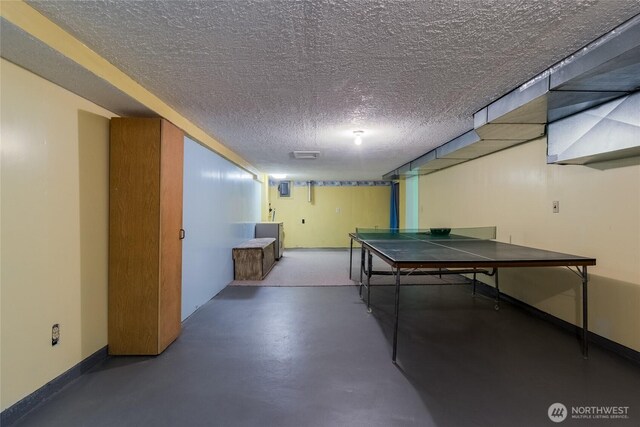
(348, 228), (596, 363)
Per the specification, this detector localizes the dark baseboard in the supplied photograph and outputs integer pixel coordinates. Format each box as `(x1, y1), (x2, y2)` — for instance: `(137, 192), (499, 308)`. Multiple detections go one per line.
(473, 281), (640, 365)
(1, 346), (109, 426)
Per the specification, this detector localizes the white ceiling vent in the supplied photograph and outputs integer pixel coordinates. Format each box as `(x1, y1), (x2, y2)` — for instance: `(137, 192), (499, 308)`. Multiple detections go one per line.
(292, 151), (321, 159)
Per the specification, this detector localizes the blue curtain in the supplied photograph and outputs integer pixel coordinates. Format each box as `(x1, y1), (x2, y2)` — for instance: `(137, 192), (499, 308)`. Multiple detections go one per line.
(390, 182), (399, 229)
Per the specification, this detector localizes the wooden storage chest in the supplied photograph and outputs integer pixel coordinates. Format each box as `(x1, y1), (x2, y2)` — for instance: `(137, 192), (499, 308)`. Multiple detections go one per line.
(233, 238), (276, 280)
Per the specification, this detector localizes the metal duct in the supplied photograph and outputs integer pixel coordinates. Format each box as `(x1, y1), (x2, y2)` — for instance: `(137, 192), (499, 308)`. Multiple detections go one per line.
(384, 14), (640, 177)
(548, 91), (640, 164)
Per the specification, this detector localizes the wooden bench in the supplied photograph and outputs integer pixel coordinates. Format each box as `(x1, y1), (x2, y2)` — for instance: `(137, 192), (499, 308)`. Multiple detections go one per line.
(232, 238), (276, 280)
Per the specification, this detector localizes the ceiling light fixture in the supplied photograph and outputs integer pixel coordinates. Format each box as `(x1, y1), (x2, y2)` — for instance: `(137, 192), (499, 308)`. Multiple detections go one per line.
(353, 130), (364, 145)
(271, 173), (287, 179)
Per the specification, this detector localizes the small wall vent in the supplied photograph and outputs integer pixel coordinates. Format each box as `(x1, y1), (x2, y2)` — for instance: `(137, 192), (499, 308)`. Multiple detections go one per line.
(292, 151), (320, 159)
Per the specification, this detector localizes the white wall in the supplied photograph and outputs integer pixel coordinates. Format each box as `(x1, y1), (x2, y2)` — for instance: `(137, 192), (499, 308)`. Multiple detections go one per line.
(181, 137), (261, 320)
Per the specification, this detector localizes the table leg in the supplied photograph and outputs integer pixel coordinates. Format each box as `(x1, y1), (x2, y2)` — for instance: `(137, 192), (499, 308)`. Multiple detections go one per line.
(494, 269), (500, 311)
(366, 251), (373, 313)
(349, 237), (353, 279)
(359, 245), (365, 298)
(581, 266), (589, 359)
(472, 271), (477, 295)
(392, 266), (401, 364)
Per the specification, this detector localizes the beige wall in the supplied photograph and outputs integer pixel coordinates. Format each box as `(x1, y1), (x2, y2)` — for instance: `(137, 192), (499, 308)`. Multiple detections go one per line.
(269, 184), (390, 248)
(77, 111), (110, 358)
(1, 59), (113, 410)
(419, 137), (640, 351)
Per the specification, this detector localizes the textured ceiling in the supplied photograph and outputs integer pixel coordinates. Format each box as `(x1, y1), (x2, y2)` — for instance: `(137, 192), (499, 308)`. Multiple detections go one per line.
(23, 0), (640, 180)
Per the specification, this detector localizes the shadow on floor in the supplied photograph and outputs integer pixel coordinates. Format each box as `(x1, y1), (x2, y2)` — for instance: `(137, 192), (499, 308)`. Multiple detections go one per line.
(361, 284), (640, 426)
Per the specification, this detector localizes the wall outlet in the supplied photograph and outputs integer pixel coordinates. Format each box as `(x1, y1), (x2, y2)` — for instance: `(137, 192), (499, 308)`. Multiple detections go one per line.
(552, 201), (560, 213)
(52, 324), (60, 346)
(301, 218), (305, 224)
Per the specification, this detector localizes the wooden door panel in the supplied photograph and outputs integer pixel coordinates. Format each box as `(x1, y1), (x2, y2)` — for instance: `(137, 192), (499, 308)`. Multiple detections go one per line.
(109, 118), (161, 355)
(158, 119), (184, 352)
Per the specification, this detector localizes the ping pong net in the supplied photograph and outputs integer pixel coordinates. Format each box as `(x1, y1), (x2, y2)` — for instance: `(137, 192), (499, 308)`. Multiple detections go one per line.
(354, 226), (497, 241)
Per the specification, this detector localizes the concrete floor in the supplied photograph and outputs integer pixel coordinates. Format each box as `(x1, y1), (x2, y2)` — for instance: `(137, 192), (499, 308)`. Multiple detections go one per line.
(14, 284), (640, 427)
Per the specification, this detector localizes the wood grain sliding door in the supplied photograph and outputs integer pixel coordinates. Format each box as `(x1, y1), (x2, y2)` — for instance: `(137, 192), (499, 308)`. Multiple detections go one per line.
(158, 119), (183, 352)
(109, 118), (183, 355)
